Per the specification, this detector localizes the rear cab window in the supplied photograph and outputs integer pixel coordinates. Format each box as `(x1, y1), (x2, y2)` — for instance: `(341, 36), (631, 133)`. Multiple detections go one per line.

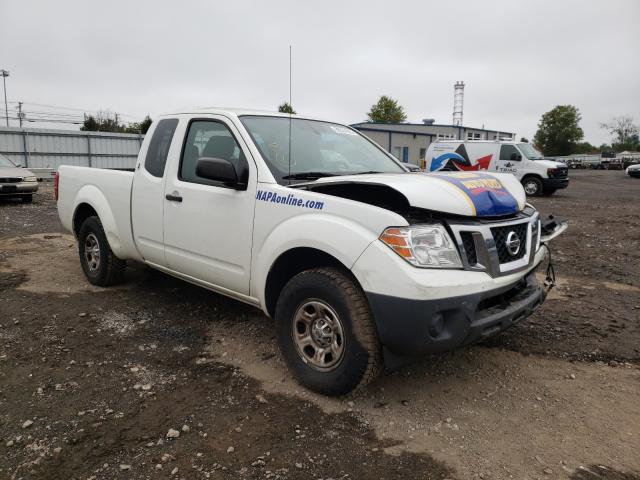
(144, 118), (179, 177)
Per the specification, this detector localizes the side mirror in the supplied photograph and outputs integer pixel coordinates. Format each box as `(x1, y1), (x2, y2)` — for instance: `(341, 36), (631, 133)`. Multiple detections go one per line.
(196, 157), (242, 188)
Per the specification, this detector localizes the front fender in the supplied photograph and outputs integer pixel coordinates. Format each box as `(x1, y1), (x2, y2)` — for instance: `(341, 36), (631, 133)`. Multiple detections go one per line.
(251, 213), (380, 307)
(73, 185), (124, 258)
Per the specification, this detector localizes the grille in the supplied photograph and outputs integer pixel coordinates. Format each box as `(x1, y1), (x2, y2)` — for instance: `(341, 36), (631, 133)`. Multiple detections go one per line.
(552, 167), (568, 178)
(0, 177), (22, 184)
(460, 232), (477, 265)
(490, 222), (528, 263)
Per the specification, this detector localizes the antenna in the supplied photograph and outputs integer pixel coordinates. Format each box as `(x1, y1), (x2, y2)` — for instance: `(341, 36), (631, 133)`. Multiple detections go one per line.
(288, 45), (292, 184)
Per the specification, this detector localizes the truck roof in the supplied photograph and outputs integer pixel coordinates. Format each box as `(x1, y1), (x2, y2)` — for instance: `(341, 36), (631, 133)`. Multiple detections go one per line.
(433, 139), (521, 144)
(160, 107), (331, 123)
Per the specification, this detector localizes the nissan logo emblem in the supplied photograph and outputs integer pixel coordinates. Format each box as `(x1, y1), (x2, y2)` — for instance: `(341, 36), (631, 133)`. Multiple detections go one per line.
(505, 231), (521, 256)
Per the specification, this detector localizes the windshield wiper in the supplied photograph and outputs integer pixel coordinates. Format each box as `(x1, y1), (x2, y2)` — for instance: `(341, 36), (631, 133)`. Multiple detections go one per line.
(352, 170), (383, 175)
(282, 172), (339, 180)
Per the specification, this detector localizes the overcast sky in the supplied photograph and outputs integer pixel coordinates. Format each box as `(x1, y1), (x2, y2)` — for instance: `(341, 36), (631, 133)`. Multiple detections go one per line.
(1, 0), (638, 145)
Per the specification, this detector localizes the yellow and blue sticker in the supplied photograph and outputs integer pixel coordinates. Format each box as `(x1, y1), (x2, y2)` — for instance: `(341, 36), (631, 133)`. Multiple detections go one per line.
(429, 172), (520, 217)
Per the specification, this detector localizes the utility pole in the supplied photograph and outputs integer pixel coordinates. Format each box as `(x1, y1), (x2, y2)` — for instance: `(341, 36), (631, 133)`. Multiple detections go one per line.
(1, 69), (9, 127)
(17, 101), (24, 128)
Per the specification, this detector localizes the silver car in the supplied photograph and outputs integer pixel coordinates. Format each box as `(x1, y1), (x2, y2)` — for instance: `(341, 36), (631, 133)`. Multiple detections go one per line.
(0, 154), (39, 202)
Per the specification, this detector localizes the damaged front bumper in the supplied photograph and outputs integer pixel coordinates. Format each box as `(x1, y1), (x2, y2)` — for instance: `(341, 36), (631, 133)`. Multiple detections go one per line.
(365, 268), (546, 357)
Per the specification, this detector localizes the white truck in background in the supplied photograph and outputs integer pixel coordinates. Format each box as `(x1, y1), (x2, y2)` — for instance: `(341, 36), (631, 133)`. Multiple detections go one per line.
(56, 108), (565, 395)
(426, 141), (569, 196)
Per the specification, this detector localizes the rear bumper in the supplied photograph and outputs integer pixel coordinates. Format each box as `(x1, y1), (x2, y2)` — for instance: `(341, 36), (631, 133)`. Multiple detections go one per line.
(365, 269), (546, 356)
(542, 177), (569, 189)
(0, 182), (39, 195)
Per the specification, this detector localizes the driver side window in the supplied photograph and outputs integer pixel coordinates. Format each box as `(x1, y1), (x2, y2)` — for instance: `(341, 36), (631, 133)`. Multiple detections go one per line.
(180, 120), (248, 187)
(499, 145), (521, 161)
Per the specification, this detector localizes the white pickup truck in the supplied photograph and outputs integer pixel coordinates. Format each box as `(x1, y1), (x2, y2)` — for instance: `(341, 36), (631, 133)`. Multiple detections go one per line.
(57, 108), (565, 395)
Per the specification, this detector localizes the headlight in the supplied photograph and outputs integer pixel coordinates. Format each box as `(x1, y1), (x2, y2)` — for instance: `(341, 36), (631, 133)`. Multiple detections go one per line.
(379, 224), (462, 268)
(23, 176), (37, 182)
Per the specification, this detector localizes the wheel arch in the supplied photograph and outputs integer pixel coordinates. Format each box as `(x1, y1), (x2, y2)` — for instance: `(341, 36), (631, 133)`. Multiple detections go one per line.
(264, 247), (362, 318)
(71, 185), (125, 257)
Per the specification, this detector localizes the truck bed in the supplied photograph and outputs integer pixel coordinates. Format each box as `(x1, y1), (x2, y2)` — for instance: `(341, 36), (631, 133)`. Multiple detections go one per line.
(57, 166), (141, 261)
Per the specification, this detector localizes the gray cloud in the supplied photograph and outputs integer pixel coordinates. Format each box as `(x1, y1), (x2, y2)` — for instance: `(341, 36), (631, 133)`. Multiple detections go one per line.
(1, 0), (638, 144)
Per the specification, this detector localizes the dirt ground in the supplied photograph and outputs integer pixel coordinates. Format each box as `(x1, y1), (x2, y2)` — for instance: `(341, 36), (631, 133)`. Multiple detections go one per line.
(1, 171), (639, 480)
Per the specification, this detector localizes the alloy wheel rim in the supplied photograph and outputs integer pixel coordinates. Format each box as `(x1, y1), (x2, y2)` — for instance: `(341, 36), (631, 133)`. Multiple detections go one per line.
(524, 181), (538, 195)
(291, 299), (345, 372)
(84, 233), (101, 272)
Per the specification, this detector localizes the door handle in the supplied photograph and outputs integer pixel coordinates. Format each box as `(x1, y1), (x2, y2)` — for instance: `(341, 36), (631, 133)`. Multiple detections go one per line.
(165, 192), (183, 202)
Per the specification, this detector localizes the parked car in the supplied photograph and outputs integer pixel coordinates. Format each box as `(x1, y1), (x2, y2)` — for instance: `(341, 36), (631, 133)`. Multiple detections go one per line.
(0, 154), (38, 202)
(425, 141), (569, 196)
(56, 108), (566, 395)
(626, 163), (640, 178)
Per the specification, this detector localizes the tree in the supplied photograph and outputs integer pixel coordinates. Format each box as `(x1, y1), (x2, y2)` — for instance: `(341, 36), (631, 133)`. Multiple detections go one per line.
(600, 116), (640, 151)
(572, 141), (597, 154)
(367, 95), (407, 123)
(81, 112), (152, 134)
(124, 115), (153, 134)
(520, 137), (529, 143)
(278, 102), (296, 114)
(533, 105), (584, 156)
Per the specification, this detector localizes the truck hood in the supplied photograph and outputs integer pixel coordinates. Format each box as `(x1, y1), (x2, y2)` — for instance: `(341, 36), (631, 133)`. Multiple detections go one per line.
(536, 159), (566, 168)
(304, 171), (526, 218)
(0, 166), (32, 177)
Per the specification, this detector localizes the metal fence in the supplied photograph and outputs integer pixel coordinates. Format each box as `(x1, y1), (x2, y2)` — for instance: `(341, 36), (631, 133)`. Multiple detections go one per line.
(0, 126), (144, 171)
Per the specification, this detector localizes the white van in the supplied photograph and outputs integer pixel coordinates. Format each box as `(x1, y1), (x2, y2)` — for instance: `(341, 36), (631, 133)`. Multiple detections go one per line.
(425, 141), (569, 196)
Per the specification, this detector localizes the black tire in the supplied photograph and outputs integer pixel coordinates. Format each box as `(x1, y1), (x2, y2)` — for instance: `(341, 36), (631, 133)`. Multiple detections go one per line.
(78, 216), (126, 286)
(21, 194), (33, 203)
(275, 267), (382, 396)
(522, 176), (543, 196)
(542, 187), (557, 196)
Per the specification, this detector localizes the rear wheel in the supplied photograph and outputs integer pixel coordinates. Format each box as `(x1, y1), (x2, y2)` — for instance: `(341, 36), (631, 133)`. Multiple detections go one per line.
(522, 176), (543, 196)
(78, 216), (126, 286)
(275, 268), (382, 396)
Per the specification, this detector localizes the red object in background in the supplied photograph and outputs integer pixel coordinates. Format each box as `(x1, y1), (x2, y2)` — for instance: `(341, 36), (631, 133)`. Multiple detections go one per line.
(54, 171), (59, 201)
(455, 154), (493, 171)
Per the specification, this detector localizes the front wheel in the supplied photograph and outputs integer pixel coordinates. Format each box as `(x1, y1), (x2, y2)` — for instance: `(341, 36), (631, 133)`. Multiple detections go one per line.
(522, 177), (543, 196)
(275, 268), (382, 396)
(78, 216), (126, 286)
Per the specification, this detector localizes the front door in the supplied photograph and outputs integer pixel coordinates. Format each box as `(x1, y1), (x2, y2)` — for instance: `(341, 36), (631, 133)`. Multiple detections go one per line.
(495, 144), (521, 176)
(162, 117), (256, 295)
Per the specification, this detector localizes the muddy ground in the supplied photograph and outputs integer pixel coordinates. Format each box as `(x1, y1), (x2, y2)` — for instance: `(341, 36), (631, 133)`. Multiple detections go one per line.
(0, 170), (639, 480)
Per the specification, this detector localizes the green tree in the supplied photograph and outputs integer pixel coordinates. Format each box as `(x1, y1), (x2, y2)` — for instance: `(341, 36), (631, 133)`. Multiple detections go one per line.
(124, 115), (153, 134)
(573, 141), (597, 154)
(81, 112), (125, 133)
(367, 95), (407, 123)
(600, 116), (640, 151)
(82, 113), (153, 134)
(278, 102), (296, 114)
(533, 105), (584, 156)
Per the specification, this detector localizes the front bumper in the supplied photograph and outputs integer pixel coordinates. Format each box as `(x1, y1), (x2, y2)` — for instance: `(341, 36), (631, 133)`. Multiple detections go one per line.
(542, 177), (569, 189)
(0, 182), (39, 195)
(366, 269), (545, 356)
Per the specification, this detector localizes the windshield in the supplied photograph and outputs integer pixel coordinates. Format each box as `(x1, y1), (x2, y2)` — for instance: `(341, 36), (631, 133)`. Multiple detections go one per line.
(0, 154), (16, 167)
(518, 143), (545, 160)
(240, 116), (404, 183)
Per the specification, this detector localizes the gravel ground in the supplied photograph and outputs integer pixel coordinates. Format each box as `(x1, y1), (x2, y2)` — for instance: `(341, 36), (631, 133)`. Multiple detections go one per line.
(0, 171), (639, 480)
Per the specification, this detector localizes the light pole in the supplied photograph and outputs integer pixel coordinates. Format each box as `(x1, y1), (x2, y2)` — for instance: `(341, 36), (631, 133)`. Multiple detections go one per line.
(1, 70), (9, 127)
